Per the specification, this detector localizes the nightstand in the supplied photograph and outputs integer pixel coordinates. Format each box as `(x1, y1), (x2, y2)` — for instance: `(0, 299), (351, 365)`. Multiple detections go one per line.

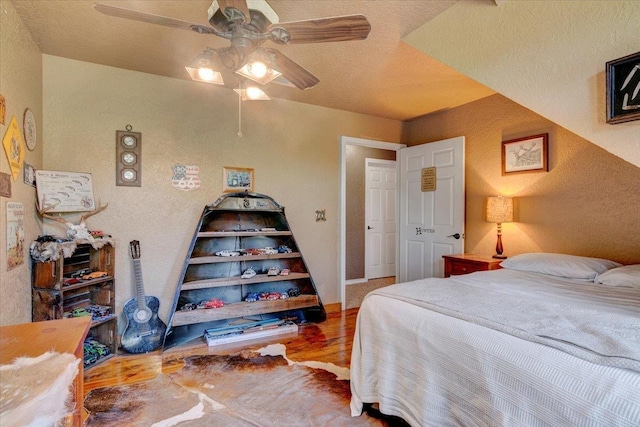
(442, 254), (503, 278)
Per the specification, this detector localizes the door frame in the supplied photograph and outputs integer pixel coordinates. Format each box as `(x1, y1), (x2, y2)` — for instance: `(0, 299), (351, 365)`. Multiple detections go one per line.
(364, 158), (397, 280)
(339, 136), (406, 310)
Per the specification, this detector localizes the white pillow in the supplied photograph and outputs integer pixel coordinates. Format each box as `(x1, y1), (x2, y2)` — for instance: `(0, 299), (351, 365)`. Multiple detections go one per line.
(500, 253), (622, 281)
(595, 264), (640, 288)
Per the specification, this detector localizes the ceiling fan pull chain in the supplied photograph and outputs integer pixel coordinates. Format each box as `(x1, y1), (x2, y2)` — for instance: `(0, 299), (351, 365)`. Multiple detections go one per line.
(237, 83), (243, 137)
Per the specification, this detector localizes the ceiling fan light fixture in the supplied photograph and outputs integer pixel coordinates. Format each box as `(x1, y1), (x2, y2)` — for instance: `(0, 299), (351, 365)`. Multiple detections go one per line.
(247, 60), (268, 78)
(185, 48), (225, 85)
(233, 85), (270, 100)
(197, 67), (216, 81)
(235, 50), (282, 85)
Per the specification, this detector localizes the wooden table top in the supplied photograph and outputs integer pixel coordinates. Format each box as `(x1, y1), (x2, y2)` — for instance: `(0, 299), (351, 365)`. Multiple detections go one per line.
(442, 253), (502, 263)
(0, 317), (91, 363)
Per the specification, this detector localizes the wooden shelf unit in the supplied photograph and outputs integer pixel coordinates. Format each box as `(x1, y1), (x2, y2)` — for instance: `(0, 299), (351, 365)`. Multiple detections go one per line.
(164, 192), (326, 349)
(188, 251), (302, 265)
(180, 272), (311, 290)
(31, 241), (117, 369)
(171, 295), (320, 326)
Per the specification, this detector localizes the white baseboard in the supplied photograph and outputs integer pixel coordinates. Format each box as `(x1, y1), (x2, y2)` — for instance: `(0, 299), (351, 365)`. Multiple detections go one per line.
(346, 278), (368, 286)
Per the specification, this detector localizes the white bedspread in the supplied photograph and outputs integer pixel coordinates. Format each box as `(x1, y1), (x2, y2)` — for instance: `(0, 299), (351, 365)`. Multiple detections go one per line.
(350, 270), (640, 426)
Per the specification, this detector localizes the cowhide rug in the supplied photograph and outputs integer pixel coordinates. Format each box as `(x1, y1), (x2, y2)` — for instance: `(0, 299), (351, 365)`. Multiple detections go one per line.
(84, 344), (386, 426)
(1, 351), (79, 427)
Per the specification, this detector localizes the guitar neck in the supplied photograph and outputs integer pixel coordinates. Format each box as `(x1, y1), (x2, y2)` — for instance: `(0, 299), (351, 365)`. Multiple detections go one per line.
(132, 259), (147, 310)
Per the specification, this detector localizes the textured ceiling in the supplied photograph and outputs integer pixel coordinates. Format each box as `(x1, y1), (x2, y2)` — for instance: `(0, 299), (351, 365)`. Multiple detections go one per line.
(12, 0), (495, 121)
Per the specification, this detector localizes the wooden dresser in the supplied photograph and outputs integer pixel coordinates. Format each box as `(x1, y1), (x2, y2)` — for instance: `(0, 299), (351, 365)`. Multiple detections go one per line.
(443, 254), (503, 278)
(0, 317), (91, 427)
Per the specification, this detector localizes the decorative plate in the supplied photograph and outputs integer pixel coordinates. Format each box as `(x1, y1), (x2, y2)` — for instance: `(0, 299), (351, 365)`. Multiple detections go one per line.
(23, 108), (37, 151)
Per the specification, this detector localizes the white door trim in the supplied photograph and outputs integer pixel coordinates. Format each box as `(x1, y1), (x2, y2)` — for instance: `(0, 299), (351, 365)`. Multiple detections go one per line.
(339, 136), (406, 311)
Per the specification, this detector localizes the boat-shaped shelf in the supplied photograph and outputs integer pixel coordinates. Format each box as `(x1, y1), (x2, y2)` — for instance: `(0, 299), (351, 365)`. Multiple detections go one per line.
(163, 192), (326, 349)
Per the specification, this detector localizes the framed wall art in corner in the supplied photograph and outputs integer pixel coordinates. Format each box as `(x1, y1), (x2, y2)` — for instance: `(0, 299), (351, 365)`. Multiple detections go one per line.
(223, 166), (254, 193)
(606, 51), (640, 124)
(501, 133), (548, 175)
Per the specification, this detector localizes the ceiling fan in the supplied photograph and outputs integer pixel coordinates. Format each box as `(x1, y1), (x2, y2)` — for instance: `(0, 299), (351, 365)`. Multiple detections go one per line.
(94, 0), (372, 90)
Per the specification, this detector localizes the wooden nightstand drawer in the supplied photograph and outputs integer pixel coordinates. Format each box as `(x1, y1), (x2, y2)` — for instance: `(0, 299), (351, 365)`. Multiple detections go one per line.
(443, 254), (503, 278)
(448, 259), (485, 276)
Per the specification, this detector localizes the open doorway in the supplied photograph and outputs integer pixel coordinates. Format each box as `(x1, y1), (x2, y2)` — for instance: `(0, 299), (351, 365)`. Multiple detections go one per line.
(339, 136), (406, 310)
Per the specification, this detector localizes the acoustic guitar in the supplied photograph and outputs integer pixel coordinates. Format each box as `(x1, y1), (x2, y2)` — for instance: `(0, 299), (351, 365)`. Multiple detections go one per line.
(121, 240), (167, 353)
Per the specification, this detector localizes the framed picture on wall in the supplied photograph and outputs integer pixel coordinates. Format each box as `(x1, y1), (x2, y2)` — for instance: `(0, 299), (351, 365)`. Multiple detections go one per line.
(501, 133), (548, 175)
(223, 166), (254, 193)
(35, 170), (96, 212)
(606, 51), (640, 124)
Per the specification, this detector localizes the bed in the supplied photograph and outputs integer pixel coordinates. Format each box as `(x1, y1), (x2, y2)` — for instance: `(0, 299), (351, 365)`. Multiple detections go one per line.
(350, 253), (640, 427)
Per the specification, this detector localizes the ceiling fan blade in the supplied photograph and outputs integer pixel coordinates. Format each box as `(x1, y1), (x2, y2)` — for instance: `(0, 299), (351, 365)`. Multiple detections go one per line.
(267, 15), (371, 44)
(266, 48), (319, 90)
(94, 3), (208, 33)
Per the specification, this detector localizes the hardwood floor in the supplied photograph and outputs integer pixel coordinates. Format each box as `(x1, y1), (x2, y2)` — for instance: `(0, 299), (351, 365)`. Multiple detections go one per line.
(83, 308), (360, 396)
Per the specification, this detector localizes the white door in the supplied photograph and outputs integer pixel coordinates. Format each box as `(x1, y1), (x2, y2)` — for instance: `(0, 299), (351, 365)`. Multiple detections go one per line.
(365, 159), (396, 279)
(398, 136), (465, 282)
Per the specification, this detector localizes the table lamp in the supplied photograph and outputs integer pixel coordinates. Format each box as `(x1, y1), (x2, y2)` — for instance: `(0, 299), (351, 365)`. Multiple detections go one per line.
(485, 196), (514, 259)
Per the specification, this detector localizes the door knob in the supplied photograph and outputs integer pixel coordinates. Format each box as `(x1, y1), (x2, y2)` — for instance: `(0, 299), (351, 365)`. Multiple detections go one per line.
(447, 233), (461, 239)
(367, 226), (373, 230)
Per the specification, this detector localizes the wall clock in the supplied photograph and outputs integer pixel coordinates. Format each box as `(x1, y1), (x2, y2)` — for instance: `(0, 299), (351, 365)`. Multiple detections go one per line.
(116, 127), (141, 186)
(23, 108), (37, 151)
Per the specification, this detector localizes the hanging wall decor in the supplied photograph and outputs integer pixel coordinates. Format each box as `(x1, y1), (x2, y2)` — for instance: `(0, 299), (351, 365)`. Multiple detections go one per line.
(116, 126), (142, 186)
(23, 163), (36, 187)
(172, 164), (201, 191)
(6, 202), (25, 270)
(223, 166), (254, 193)
(501, 134), (549, 175)
(421, 167), (436, 192)
(0, 94), (6, 125)
(35, 170), (96, 212)
(23, 108), (37, 151)
(606, 51), (640, 124)
(2, 116), (25, 181)
(0, 172), (11, 198)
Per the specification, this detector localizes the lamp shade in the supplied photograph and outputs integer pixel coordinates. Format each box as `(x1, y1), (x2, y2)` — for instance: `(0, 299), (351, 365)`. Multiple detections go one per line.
(233, 86), (271, 100)
(235, 48), (282, 85)
(185, 48), (225, 85)
(486, 196), (513, 223)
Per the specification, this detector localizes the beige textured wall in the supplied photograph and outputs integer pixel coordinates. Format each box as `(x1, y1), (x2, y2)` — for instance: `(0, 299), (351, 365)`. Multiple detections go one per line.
(41, 55), (402, 324)
(405, 0), (640, 167)
(0, 0), (43, 326)
(345, 146), (396, 280)
(404, 94), (640, 265)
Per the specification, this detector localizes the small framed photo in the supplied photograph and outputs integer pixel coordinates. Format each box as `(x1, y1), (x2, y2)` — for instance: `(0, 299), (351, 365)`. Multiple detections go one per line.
(501, 133), (548, 175)
(606, 51), (640, 124)
(0, 172), (11, 198)
(23, 163), (36, 187)
(223, 166), (254, 193)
